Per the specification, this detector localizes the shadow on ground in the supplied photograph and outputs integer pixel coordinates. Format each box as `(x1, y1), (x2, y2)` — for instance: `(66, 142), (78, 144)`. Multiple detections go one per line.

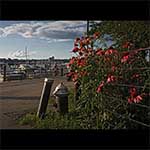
(0, 96), (40, 100)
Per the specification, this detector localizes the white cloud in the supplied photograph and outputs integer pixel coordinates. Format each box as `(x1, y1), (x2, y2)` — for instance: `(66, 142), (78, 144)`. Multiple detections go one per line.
(47, 39), (73, 43)
(8, 50), (37, 58)
(20, 31), (33, 38)
(0, 21), (87, 42)
(55, 39), (73, 42)
(8, 50), (25, 58)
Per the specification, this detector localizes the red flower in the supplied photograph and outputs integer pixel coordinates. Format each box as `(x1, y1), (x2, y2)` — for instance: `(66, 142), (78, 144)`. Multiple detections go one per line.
(82, 38), (91, 45)
(121, 51), (130, 63)
(106, 75), (116, 83)
(128, 97), (133, 104)
(77, 58), (86, 67)
(128, 95), (143, 104)
(93, 32), (100, 39)
(129, 87), (137, 97)
(80, 47), (86, 52)
(111, 66), (116, 72)
(121, 55), (129, 63)
(66, 72), (74, 77)
(72, 47), (79, 53)
(86, 37), (91, 44)
(105, 49), (118, 55)
(79, 41), (85, 47)
(122, 42), (132, 49)
(132, 74), (140, 79)
(96, 81), (104, 93)
(68, 57), (76, 66)
(72, 73), (78, 82)
(96, 49), (104, 56)
(133, 95), (143, 103)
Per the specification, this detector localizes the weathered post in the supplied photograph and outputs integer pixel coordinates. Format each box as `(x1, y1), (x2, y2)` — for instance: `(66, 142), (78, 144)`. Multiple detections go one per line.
(53, 82), (68, 114)
(3, 65), (6, 82)
(37, 78), (54, 119)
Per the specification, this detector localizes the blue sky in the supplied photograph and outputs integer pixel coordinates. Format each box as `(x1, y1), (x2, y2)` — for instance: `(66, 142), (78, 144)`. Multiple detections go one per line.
(0, 21), (88, 59)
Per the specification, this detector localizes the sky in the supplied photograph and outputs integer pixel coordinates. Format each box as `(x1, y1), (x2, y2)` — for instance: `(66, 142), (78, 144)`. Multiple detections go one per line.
(0, 21), (89, 59)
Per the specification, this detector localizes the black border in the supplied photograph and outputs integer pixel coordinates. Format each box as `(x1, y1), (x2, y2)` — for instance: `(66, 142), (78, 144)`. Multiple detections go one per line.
(1, 0), (149, 20)
(0, 0), (150, 149)
(1, 129), (150, 149)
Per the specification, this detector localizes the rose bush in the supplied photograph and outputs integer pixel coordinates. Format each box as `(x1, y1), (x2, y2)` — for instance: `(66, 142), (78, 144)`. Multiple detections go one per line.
(67, 32), (150, 129)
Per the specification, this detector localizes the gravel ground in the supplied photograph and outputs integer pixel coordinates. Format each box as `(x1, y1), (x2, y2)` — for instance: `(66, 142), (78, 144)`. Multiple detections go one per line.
(0, 77), (74, 129)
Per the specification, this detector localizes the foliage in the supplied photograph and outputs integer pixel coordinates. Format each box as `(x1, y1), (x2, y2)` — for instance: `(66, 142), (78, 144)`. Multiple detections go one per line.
(67, 32), (150, 129)
(18, 113), (38, 126)
(89, 21), (150, 49)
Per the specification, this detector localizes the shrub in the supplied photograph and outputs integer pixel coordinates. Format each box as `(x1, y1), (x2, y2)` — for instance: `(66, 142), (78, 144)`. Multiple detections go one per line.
(67, 32), (150, 129)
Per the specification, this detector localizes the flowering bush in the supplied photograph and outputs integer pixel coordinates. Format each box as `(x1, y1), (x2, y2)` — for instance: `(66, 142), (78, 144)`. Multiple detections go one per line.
(67, 32), (150, 129)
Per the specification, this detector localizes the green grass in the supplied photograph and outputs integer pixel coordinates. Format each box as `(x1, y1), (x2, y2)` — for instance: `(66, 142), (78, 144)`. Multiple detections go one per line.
(18, 113), (38, 126)
(18, 88), (83, 129)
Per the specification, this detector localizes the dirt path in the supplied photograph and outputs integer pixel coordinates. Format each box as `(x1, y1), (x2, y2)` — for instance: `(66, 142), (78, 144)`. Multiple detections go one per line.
(0, 77), (74, 129)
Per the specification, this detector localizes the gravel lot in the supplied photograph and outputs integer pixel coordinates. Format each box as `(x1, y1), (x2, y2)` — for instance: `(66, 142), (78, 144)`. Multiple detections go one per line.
(0, 77), (74, 129)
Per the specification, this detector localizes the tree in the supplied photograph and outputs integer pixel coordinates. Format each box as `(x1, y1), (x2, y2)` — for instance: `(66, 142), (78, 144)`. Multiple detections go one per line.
(89, 21), (150, 49)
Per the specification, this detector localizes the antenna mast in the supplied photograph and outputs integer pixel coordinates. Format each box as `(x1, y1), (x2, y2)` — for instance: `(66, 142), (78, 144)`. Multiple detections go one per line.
(25, 46), (27, 60)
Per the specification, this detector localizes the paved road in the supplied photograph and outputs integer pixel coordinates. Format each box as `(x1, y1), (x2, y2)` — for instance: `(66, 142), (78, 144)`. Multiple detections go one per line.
(0, 77), (74, 129)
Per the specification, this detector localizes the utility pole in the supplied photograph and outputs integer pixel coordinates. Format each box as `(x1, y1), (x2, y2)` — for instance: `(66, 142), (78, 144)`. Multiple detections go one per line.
(87, 20), (89, 35)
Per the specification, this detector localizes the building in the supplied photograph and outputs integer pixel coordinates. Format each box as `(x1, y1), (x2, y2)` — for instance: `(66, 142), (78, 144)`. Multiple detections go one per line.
(0, 56), (69, 76)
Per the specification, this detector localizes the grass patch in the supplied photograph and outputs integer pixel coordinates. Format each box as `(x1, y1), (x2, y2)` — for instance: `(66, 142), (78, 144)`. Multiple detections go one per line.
(18, 88), (83, 129)
(18, 113), (38, 127)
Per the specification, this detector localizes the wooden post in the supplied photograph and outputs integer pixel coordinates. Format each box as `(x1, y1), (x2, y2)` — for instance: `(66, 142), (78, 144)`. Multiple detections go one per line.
(3, 65), (6, 82)
(37, 78), (54, 119)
